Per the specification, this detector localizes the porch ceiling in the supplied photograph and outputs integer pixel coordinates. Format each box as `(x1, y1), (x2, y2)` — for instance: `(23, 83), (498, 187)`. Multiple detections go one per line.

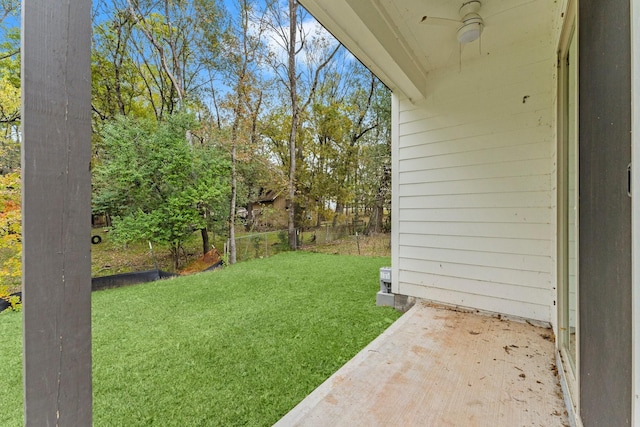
(300, 0), (556, 102)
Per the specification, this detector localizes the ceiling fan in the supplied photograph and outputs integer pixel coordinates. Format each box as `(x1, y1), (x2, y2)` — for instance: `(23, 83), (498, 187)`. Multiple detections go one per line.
(420, 1), (484, 44)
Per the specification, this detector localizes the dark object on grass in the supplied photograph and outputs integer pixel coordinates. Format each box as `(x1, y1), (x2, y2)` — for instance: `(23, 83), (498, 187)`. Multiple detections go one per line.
(0, 292), (21, 313)
(91, 235), (102, 244)
(204, 260), (224, 271)
(92, 269), (178, 291)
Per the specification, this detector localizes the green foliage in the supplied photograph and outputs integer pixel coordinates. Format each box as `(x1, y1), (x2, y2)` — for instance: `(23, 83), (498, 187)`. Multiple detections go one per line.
(251, 234), (263, 257)
(0, 285), (20, 312)
(0, 74), (20, 172)
(277, 230), (290, 250)
(219, 249), (230, 267)
(0, 26), (20, 174)
(0, 8), (21, 101)
(91, 14), (154, 124)
(91, 0), (225, 122)
(7, 294), (20, 312)
(0, 171), (20, 288)
(93, 113), (230, 269)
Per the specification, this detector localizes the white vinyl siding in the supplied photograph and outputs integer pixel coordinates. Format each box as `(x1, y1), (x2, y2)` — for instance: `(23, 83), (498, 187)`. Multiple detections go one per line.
(394, 17), (557, 323)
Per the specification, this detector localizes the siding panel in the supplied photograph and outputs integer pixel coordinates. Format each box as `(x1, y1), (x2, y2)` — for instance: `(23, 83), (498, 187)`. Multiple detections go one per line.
(399, 258), (551, 290)
(398, 192), (551, 209)
(398, 245), (551, 273)
(398, 221), (548, 240)
(399, 96), (552, 139)
(398, 281), (551, 322)
(399, 175), (551, 195)
(399, 207), (551, 224)
(398, 269), (550, 305)
(399, 141), (550, 172)
(399, 234), (552, 257)
(399, 127), (552, 158)
(399, 159), (551, 183)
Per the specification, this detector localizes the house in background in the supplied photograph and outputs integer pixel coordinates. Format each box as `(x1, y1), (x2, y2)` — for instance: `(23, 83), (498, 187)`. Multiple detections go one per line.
(251, 189), (287, 211)
(246, 189), (288, 229)
(300, 0), (637, 426)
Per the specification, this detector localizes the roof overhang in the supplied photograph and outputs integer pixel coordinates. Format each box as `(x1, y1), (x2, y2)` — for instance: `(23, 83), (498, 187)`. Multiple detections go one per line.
(299, 0), (428, 101)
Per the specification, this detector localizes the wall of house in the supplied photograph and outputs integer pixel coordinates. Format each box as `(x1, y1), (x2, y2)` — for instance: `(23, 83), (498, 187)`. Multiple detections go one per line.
(392, 19), (559, 323)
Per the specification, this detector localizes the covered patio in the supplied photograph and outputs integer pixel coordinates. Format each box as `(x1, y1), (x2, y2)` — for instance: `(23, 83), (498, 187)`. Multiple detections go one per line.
(20, 0), (640, 424)
(276, 302), (569, 426)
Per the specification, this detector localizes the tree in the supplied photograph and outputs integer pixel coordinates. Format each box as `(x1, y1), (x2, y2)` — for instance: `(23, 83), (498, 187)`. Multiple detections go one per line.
(91, 0), (230, 258)
(91, 0), (225, 123)
(93, 113), (230, 269)
(0, 6), (20, 174)
(265, 0), (339, 249)
(333, 69), (381, 223)
(268, 44), (387, 233)
(0, 1), (19, 25)
(0, 72), (19, 174)
(123, 0), (224, 118)
(0, 1), (21, 288)
(219, 0), (268, 263)
(362, 83), (392, 234)
(91, 8), (150, 123)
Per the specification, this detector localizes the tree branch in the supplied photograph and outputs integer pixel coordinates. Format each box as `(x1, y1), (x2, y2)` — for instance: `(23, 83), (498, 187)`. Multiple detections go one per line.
(125, 0), (184, 105)
(301, 43), (341, 112)
(0, 48), (19, 61)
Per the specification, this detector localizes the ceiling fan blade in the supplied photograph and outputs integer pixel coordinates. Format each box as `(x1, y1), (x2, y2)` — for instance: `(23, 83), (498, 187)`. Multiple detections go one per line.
(419, 16), (461, 27)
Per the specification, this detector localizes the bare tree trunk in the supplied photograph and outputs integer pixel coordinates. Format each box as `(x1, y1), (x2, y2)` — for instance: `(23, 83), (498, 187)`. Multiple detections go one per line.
(229, 92), (239, 264)
(226, 0), (266, 260)
(200, 227), (210, 255)
(265, 0), (340, 250)
(171, 245), (180, 271)
(229, 140), (237, 264)
(316, 198), (323, 227)
(332, 203), (343, 227)
(210, 84), (222, 128)
(287, 0), (298, 250)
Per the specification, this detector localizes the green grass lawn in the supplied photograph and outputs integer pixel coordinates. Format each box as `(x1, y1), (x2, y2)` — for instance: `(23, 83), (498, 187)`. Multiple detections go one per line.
(0, 252), (400, 426)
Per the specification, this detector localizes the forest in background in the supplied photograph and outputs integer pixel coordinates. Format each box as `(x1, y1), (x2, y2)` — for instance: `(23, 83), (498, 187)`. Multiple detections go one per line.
(0, 0), (391, 281)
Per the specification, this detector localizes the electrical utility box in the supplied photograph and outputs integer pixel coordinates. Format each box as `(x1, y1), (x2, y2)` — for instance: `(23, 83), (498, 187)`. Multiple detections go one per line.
(376, 267), (394, 307)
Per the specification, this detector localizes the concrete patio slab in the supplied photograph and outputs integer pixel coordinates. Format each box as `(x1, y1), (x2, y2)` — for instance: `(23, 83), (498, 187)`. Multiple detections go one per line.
(275, 302), (569, 427)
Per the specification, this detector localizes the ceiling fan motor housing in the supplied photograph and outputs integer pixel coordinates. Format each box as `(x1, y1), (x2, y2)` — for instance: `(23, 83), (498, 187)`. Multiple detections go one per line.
(459, 0), (482, 17)
(457, 1), (483, 43)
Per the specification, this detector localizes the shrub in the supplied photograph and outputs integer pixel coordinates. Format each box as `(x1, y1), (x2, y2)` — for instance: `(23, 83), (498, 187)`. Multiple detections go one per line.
(0, 285), (21, 313)
(0, 171), (21, 289)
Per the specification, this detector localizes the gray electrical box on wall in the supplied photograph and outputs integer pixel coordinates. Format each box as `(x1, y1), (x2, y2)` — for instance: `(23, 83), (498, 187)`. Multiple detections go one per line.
(377, 267), (394, 306)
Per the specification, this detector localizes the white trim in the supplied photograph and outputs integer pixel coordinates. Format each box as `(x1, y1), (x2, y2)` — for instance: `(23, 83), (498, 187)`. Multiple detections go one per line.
(556, 1), (581, 424)
(631, 0), (640, 424)
(391, 92), (401, 295)
(556, 350), (583, 427)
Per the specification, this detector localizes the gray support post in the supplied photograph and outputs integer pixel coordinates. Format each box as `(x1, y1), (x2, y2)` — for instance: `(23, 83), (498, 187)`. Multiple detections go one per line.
(22, 0), (92, 425)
